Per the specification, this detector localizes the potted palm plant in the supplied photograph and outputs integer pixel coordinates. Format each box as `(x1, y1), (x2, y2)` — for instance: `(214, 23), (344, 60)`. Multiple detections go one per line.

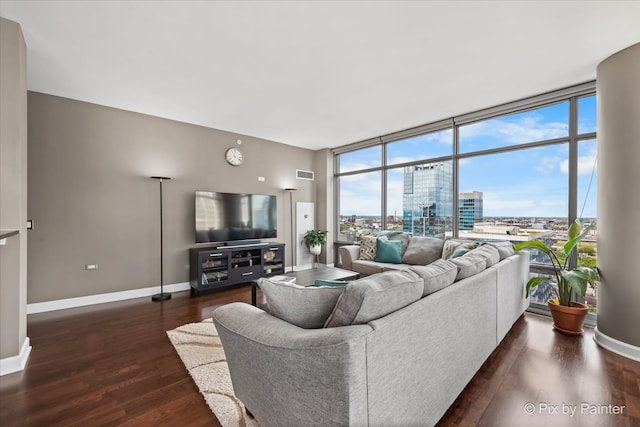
(514, 219), (599, 335)
(302, 230), (328, 256)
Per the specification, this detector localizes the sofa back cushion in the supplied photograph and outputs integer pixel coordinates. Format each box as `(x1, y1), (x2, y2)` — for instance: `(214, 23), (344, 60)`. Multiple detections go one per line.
(465, 244), (501, 267)
(258, 278), (344, 329)
(408, 259), (458, 296)
(386, 232), (411, 256)
(442, 240), (479, 260)
(450, 254), (487, 281)
(484, 241), (516, 260)
(402, 236), (445, 265)
(324, 270), (423, 328)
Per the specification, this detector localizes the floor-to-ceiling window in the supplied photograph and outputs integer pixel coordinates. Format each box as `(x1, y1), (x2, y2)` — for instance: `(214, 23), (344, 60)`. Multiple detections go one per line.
(336, 126), (453, 242)
(334, 83), (597, 320)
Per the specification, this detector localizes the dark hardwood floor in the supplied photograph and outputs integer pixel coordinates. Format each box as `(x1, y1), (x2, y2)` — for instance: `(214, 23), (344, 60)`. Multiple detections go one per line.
(1, 286), (638, 427)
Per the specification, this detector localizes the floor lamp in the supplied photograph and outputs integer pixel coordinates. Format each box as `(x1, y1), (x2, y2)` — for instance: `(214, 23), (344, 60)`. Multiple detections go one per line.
(151, 176), (171, 301)
(284, 188), (297, 272)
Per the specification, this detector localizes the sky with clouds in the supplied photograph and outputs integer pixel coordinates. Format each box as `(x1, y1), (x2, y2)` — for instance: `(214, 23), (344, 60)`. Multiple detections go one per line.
(339, 96), (597, 220)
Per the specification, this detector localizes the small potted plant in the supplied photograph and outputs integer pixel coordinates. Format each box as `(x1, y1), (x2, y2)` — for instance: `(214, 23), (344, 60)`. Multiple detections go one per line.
(302, 230), (328, 256)
(514, 219), (599, 335)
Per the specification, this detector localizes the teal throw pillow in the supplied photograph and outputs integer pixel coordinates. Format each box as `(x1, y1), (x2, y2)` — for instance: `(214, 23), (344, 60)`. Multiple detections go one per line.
(374, 238), (403, 264)
(314, 279), (348, 287)
(451, 247), (472, 258)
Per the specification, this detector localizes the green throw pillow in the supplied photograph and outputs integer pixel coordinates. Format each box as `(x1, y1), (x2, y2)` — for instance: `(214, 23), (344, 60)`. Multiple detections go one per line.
(314, 279), (348, 287)
(374, 238), (403, 264)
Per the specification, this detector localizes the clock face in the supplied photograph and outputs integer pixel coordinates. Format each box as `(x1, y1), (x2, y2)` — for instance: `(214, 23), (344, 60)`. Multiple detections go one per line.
(225, 147), (244, 166)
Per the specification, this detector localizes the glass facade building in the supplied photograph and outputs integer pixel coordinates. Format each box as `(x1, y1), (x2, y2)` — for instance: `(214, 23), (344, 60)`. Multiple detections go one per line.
(402, 162), (453, 238)
(458, 191), (483, 230)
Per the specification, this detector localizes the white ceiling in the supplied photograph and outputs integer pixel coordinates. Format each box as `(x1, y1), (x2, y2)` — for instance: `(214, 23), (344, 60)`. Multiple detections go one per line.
(1, 1), (639, 151)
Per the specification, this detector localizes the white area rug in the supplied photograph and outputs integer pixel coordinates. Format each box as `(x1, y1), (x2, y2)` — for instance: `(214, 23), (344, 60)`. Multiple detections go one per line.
(167, 319), (260, 427)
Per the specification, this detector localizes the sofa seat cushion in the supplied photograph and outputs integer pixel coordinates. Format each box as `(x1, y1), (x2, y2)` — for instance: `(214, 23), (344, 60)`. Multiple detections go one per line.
(258, 278), (344, 329)
(408, 259), (458, 296)
(450, 254), (487, 281)
(352, 260), (386, 276)
(465, 244), (501, 267)
(324, 270), (423, 328)
(402, 236), (445, 265)
(352, 260), (411, 276)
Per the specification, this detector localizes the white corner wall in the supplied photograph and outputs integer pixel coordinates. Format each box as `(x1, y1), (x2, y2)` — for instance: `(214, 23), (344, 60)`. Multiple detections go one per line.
(594, 42), (640, 361)
(0, 17), (30, 375)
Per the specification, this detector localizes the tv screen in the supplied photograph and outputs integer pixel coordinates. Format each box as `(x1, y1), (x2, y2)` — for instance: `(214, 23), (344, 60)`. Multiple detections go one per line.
(195, 191), (277, 244)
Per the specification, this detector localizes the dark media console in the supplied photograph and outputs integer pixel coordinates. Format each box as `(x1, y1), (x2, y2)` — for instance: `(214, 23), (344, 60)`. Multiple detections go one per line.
(189, 242), (285, 296)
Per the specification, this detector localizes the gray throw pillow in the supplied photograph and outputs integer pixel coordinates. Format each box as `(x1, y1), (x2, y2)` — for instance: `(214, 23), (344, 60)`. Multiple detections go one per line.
(402, 236), (445, 265)
(258, 278), (344, 329)
(465, 244), (500, 267)
(408, 259), (458, 296)
(450, 254), (487, 281)
(484, 241), (516, 260)
(324, 270), (423, 328)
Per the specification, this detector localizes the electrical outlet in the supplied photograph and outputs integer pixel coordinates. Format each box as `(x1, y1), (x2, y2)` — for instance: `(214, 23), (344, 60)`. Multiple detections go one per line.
(85, 264), (98, 270)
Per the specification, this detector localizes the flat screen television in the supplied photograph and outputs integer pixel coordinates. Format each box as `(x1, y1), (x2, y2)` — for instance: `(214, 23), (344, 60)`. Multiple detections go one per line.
(195, 191), (277, 244)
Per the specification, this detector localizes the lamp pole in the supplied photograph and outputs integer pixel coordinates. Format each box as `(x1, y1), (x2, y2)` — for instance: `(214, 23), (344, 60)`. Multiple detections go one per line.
(284, 188), (297, 272)
(151, 176), (171, 301)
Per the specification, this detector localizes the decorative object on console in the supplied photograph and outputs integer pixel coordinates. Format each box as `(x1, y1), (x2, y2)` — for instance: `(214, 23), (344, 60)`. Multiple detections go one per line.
(150, 176), (171, 302)
(514, 219), (599, 335)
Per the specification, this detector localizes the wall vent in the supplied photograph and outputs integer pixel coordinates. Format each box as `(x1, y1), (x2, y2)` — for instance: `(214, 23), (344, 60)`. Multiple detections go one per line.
(296, 169), (315, 181)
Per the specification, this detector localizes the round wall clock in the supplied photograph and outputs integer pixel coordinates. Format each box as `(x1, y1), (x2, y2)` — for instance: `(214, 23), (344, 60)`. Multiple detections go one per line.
(225, 147), (244, 166)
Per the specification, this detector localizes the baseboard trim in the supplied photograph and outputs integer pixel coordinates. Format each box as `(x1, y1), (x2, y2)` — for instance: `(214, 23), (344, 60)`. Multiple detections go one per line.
(593, 327), (640, 362)
(0, 337), (31, 376)
(27, 282), (191, 315)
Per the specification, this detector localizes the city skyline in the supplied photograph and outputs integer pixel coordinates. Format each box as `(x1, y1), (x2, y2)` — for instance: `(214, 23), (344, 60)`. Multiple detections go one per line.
(338, 96), (597, 220)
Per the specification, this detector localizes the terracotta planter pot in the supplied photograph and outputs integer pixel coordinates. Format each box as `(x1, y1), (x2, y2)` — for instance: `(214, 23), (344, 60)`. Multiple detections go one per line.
(548, 300), (588, 335)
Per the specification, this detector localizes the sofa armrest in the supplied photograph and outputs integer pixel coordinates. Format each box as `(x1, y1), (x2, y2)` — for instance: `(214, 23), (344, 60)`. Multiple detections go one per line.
(338, 245), (361, 270)
(213, 303), (372, 426)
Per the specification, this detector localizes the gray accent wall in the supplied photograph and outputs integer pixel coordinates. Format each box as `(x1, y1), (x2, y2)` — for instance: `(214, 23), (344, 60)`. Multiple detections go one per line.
(27, 92), (318, 303)
(596, 43), (640, 354)
(0, 18), (28, 361)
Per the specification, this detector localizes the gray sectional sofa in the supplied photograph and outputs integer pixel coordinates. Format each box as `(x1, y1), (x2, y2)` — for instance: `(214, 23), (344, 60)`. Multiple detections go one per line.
(339, 233), (515, 277)
(213, 240), (529, 427)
